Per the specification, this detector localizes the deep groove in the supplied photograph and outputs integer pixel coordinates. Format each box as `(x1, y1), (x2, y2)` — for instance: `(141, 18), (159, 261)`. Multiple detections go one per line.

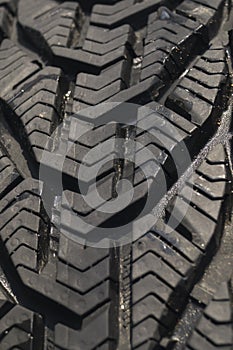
(37, 206), (50, 273)
(32, 313), (45, 350)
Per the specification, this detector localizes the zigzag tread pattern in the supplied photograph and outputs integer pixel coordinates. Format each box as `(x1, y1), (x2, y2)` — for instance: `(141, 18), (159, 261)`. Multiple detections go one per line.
(0, 0), (231, 349)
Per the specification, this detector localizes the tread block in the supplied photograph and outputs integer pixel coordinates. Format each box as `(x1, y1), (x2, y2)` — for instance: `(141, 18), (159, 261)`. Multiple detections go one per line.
(0, 182), (45, 274)
(91, 0), (185, 28)
(0, 39), (40, 97)
(0, 40), (69, 163)
(166, 42), (228, 127)
(187, 282), (233, 349)
(141, 1), (225, 86)
(18, 0), (83, 57)
(167, 145), (229, 250)
(0, 177), (118, 348)
(131, 145), (230, 349)
(40, 116), (118, 192)
(0, 147), (21, 196)
(0, 301), (42, 350)
(55, 304), (116, 350)
(18, 0), (136, 75)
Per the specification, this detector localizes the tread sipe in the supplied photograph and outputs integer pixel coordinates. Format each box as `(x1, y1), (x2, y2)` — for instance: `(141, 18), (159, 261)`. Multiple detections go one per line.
(0, 0), (232, 349)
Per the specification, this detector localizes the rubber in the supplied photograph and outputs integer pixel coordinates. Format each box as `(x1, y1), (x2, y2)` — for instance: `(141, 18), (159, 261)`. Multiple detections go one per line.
(0, 0), (232, 349)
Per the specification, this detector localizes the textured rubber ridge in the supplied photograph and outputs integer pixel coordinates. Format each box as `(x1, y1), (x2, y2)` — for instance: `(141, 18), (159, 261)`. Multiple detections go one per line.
(187, 282), (232, 350)
(0, 0), (232, 350)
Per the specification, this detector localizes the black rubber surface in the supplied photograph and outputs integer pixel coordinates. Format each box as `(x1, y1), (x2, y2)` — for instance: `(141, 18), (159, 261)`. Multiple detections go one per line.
(0, 0), (232, 349)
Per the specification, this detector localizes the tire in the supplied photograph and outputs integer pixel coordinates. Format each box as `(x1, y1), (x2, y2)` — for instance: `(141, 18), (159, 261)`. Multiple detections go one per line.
(0, 0), (232, 349)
